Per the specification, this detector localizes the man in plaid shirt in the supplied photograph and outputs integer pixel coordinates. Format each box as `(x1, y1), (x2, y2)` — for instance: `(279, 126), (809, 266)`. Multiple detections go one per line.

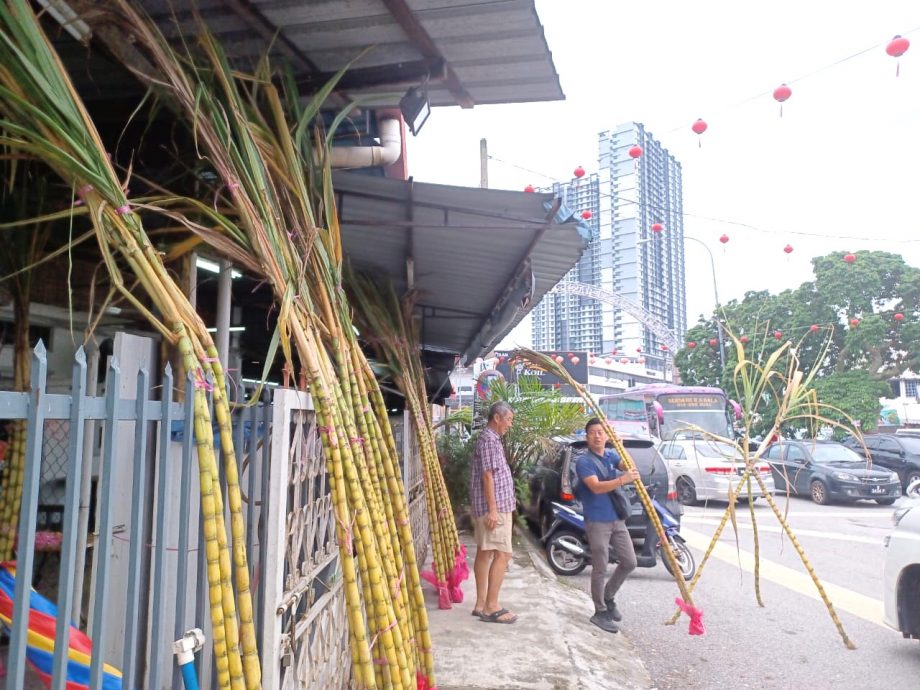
(470, 401), (517, 624)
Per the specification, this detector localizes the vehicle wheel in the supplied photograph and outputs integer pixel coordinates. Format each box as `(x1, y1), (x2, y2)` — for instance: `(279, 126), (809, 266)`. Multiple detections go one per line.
(905, 471), (920, 493)
(875, 498), (897, 506)
(810, 480), (830, 505)
(676, 478), (697, 506)
(660, 535), (696, 581)
(545, 530), (588, 576)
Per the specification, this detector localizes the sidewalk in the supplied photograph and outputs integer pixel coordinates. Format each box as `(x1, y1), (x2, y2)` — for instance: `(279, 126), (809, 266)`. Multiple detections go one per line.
(425, 528), (653, 690)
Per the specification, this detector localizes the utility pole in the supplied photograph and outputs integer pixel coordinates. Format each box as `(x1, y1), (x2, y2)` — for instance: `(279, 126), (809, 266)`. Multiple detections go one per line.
(480, 138), (488, 189)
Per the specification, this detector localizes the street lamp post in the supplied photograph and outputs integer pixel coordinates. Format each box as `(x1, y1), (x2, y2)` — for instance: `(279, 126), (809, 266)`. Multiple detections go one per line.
(684, 235), (725, 371)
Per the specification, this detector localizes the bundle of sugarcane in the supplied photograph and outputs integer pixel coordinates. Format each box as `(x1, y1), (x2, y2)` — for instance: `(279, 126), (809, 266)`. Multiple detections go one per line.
(510, 347), (704, 634)
(0, 2), (261, 687)
(104, 2), (436, 686)
(346, 272), (467, 608)
(0, 179), (52, 560)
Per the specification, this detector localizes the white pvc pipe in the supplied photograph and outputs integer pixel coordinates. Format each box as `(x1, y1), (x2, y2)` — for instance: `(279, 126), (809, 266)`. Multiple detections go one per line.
(328, 118), (402, 169)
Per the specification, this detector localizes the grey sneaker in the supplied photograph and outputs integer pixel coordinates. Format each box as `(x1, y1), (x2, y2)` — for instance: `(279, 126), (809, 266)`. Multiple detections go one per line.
(590, 613), (619, 633)
(603, 599), (623, 622)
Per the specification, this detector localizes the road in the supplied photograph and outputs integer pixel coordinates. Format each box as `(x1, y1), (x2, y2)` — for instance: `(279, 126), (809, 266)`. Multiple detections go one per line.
(546, 496), (920, 689)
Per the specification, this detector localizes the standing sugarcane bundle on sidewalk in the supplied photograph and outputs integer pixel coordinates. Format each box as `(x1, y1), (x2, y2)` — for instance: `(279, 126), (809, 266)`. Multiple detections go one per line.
(0, 2), (260, 687)
(346, 273), (468, 608)
(101, 3), (438, 685)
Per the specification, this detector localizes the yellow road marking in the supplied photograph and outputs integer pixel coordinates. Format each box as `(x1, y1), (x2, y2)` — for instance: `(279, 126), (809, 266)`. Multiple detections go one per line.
(680, 526), (887, 628)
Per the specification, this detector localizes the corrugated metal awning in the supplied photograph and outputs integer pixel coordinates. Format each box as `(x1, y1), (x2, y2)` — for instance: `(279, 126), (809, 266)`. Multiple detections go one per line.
(334, 172), (589, 363)
(129, 0), (564, 109)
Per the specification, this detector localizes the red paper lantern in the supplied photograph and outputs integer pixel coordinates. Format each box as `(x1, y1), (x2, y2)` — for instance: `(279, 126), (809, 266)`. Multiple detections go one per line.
(524, 184), (535, 193)
(688, 341), (697, 348)
(620, 357), (629, 364)
(637, 357), (646, 364)
(773, 83), (792, 117)
(636, 346), (642, 353)
(571, 356), (580, 365)
(574, 166), (586, 178)
(809, 324), (819, 333)
(554, 355), (564, 364)
(850, 318), (860, 327)
(628, 145), (643, 159)
(691, 118), (708, 135)
(612, 349), (618, 355)
(783, 244), (794, 254)
(895, 312), (905, 322)
(774, 330), (783, 340)
(709, 338), (718, 347)
(719, 234), (730, 244)
(740, 335), (749, 344)
(661, 344), (669, 351)
(887, 35), (910, 57)
(581, 210), (592, 220)
(604, 357), (612, 364)
(843, 253), (856, 264)
(773, 84), (792, 102)
(651, 223), (664, 233)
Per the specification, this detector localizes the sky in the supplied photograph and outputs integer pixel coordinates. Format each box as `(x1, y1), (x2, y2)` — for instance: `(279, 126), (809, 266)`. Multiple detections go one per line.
(406, 0), (920, 350)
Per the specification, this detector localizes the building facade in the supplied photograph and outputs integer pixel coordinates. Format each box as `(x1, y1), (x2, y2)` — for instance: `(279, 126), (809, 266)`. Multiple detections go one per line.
(531, 122), (687, 374)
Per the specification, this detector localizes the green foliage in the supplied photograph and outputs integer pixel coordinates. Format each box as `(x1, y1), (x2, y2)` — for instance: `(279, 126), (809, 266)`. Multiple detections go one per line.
(812, 370), (890, 439)
(484, 375), (587, 483)
(436, 424), (473, 512)
(434, 375), (586, 512)
(676, 251), (920, 436)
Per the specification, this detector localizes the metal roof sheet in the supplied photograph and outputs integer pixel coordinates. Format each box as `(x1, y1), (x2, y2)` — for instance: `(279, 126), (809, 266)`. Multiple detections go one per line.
(333, 172), (589, 363)
(133, 0), (563, 108)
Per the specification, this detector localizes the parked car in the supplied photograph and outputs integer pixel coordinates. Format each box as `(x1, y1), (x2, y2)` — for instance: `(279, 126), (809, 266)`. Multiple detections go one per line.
(658, 434), (774, 505)
(519, 436), (680, 542)
(764, 440), (901, 505)
(883, 479), (920, 641)
(842, 432), (920, 493)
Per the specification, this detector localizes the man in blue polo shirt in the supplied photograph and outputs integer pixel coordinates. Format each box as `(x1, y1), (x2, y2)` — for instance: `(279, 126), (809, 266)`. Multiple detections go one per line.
(574, 417), (640, 633)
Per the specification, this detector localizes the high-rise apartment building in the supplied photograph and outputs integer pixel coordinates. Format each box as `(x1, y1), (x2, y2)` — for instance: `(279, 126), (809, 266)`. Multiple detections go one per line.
(531, 122), (686, 372)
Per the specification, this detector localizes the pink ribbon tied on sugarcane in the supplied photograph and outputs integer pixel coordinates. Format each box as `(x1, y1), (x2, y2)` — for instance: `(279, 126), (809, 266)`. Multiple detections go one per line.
(369, 619), (399, 663)
(675, 597), (705, 635)
(420, 566), (451, 609)
(446, 544), (469, 603)
(317, 425), (338, 447)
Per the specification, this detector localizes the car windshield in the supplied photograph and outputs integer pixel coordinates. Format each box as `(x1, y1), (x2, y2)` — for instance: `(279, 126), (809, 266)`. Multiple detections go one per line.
(691, 441), (742, 460)
(811, 444), (864, 464)
(897, 436), (920, 453)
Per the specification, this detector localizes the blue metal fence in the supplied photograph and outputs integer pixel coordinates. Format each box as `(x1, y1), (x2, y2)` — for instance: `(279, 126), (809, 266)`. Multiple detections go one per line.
(0, 342), (272, 689)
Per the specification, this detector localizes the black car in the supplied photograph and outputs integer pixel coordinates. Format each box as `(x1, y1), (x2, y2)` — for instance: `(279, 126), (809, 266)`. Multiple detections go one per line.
(763, 440), (901, 505)
(842, 433), (920, 493)
(519, 436), (681, 540)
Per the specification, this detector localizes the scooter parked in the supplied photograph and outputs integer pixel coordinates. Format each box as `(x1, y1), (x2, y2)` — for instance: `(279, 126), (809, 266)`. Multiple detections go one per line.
(542, 485), (696, 580)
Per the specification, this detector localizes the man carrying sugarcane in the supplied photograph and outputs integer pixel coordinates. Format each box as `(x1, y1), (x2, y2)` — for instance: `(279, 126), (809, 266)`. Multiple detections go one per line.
(470, 401), (518, 624)
(575, 417), (641, 633)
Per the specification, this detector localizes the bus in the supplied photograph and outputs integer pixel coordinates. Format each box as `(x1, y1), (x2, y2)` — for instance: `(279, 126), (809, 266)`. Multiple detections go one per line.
(598, 384), (741, 442)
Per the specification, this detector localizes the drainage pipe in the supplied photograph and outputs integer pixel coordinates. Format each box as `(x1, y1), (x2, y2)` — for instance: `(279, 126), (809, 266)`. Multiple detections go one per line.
(328, 118), (402, 168)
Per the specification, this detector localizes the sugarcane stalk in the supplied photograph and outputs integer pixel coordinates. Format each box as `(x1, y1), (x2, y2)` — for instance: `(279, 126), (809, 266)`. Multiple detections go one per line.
(511, 348), (696, 609)
(746, 474), (764, 607)
(753, 471), (855, 649)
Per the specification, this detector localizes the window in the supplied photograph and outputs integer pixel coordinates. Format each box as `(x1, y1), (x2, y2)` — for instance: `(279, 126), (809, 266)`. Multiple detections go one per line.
(786, 446), (807, 463)
(906, 380), (919, 397)
(878, 438), (901, 454)
(764, 444), (784, 460)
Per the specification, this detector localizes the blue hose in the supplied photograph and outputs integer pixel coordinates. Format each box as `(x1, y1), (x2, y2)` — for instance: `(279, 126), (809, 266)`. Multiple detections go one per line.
(179, 660), (199, 690)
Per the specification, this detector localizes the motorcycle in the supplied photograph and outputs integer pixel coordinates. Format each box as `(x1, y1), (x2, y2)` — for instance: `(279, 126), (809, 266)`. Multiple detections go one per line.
(542, 485), (696, 580)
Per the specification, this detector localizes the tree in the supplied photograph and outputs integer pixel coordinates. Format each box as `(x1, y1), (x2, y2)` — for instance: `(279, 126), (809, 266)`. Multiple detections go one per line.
(676, 251), (920, 435)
